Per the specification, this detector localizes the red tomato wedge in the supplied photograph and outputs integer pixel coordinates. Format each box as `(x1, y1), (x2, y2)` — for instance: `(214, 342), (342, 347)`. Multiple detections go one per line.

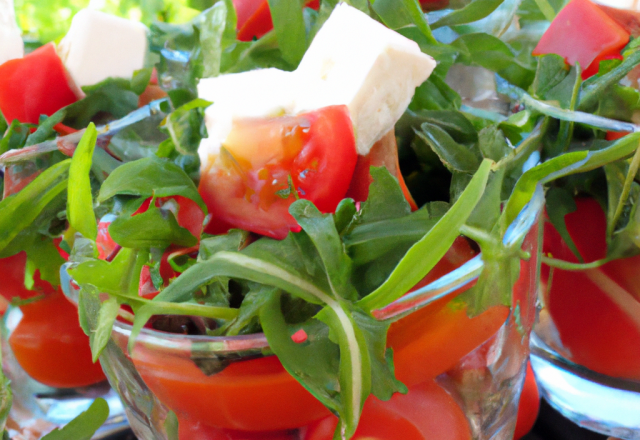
(200, 105), (357, 239)
(0, 43), (80, 124)
(543, 197), (640, 379)
(302, 380), (471, 440)
(233, 0), (320, 41)
(514, 362), (540, 440)
(8, 289), (106, 388)
(532, 0), (630, 79)
(346, 130), (418, 210)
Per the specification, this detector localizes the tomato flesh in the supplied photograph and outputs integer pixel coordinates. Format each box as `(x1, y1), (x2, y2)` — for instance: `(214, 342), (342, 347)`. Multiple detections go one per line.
(514, 362), (540, 440)
(302, 380), (471, 440)
(132, 351), (330, 431)
(0, 43), (80, 124)
(532, 0), (630, 79)
(543, 198), (640, 379)
(8, 289), (106, 388)
(0, 252), (55, 302)
(200, 105), (357, 239)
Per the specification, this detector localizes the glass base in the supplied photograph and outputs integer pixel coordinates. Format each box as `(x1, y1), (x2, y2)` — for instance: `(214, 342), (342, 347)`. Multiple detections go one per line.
(530, 332), (640, 440)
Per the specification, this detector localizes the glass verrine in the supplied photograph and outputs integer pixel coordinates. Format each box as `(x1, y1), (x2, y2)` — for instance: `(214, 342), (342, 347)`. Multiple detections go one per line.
(0, 100), (168, 438)
(93, 187), (544, 440)
(531, 196), (640, 439)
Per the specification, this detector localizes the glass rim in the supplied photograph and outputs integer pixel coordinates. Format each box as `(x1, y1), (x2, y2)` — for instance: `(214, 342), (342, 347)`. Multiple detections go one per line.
(107, 184), (545, 354)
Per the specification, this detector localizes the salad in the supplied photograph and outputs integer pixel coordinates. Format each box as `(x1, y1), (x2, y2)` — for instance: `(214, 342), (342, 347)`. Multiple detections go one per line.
(4, 0), (640, 438)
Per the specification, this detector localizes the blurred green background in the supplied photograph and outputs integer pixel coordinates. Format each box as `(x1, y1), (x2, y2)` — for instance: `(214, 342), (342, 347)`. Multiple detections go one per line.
(14, 0), (212, 44)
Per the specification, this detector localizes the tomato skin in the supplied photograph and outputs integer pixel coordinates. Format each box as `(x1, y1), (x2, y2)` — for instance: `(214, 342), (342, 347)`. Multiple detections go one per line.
(532, 0), (630, 79)
(514, 362), (540, 440)
(0, 43), (80, 124)
(346, 130), (418, 211)
(8, 289), (106, 388)
(302, 380), (471, 440)
(132, 351), (330, 432)
(0, 252), (56, 302)
(199, 105), (357, 239)
(543, 198), (640, 379)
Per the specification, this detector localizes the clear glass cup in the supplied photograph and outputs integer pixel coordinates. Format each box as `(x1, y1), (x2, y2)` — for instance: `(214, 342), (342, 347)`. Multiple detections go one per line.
(531, 197), (640, 439)
(0, 100), (168, 439)
(93, 187), (544, 440)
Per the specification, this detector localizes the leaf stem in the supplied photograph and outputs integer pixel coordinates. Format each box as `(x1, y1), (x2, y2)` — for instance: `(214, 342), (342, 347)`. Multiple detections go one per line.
(533, 0), (556, 21)
(541, 255), (613, 271)
(609, 139), (640, 236)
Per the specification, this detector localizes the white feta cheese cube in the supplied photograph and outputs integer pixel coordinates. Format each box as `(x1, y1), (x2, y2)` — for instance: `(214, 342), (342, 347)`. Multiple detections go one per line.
(0, 0), (23, 65)
(295, 3), (436, 155)
(57, 9), (148, 88)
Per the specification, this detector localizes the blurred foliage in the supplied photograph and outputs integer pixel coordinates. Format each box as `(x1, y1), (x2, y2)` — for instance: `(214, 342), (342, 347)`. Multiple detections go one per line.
(15, 0), (202, 45)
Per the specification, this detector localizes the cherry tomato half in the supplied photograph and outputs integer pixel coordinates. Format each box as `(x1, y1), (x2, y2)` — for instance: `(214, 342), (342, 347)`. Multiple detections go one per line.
(8, 289), (106, 388)
(0, 43), (80, 124)
(532, 0), (630, 79)
(543, 197), (640, 379)
(302, 380), (471, 440)
(200, 105), (357, 239)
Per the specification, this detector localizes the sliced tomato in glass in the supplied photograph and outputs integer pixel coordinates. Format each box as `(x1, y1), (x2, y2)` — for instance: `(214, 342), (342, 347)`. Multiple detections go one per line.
(532, 0), (630, 79)
(543, 197), (640, 379)
(0, 43), (80, 124)
(200, 105), (357, 239)
(8, 289), (106, 388)
(0, 252), (56, 302)
(132, 351), (330, 432)
(302, 380), (471, 440)
(514, 362), (540, 440)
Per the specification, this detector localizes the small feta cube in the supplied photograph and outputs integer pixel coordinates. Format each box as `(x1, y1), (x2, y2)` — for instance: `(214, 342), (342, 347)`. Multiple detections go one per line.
(295, 3), (436, 155)
(0, 0), (23, 65)
(57, 9), (148, 88)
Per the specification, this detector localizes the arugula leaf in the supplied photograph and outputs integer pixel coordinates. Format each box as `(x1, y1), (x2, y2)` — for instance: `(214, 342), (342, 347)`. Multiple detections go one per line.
(78, 290), (120, 362)
(545, 187), (583, 262)
(372, 0), (436, 44)
(97, 156), (207, 213)
(41, 398), (109, 440)
(68, 124), (98, 240)
(0, 348), (11, 434)
(416, 122), (481, 173)
(70, 247), (144, 296)
(64, 79), (140, 129)
(358, 159), (492, 311)
(161, 99), (211, 156)
(502, 133), (640, 230)
(199, 229), (250, 261)
(268, 0), (307, 66)
(198, 1), (235, 78)
(431, 0), (505, 29)
(25, 111), (67, 147)
(25, 236), (66, 287)
(0, 120), (30, 155)
(0, 160), (70, 253)
(108, 203), (198, 249)
(530, 54), (569, 100)
(290, 200), (357, 300)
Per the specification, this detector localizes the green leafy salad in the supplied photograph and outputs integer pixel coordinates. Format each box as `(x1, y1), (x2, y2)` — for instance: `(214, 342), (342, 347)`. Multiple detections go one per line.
(3, 0), (640, 438)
